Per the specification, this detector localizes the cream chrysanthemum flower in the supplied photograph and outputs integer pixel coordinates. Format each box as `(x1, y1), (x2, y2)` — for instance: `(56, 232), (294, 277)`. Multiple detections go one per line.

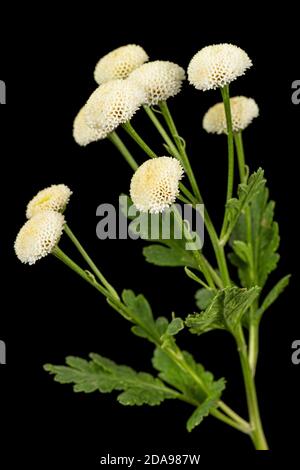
(26, 184), (72, 219)
(188, 44), (252, 91)
(94, 44), (148, 85)
(73, 106), (106, 146)
(84, 80), (146, 136)
(129, 61), (185, 105)
(130, 157), (184, 213)
(203, 96), (259, 134)
(15, 210), (65, 265)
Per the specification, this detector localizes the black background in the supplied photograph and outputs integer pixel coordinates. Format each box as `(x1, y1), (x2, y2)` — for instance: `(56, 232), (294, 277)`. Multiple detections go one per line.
(1, 5), (299, 467)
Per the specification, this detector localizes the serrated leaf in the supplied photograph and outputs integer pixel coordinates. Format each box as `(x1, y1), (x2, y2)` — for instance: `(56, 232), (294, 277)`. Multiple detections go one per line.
(152, 348), (225, 405)
(166, 318), (184, 336)
(226, 168), (266, 235)
(187, 396), (220, 432)
(122, 290), (160, 343)
(186, 287), (260, 334)
(45, 353), (176, 406)
(195, 288), (215, 310)
(256, 275), (291, 322)
(229, 179), (281, 290)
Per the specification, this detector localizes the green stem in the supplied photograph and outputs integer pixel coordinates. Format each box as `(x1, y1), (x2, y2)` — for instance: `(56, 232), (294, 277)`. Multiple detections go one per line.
(144, 104), (230, 286)
(164, 346), (250, 434)
(64, 224), (119, 301)
(220, 85), (235, 238)
(202, 208), (231, 287)
(143, 105), (186, 168)
(159, 101), (202, 202)
(172, 205), (216, 290)
(52, 246), (111, 299)
(235, 326), (269, 449)
(108, 131), (138, 171)
(234, 131), (247, 183)
(122, 121), (157, 159)
(248, 320), (259, 376)
(234, 132), (260, 376)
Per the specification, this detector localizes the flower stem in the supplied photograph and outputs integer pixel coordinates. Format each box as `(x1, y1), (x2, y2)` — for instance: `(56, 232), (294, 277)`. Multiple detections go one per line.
(220, 85), (235, 239)
(234, 131), (247, 183)
(235, 326), (269, 449)
(143, 105), (187, 168)
(172, 205), (216, 290)
(108, 131), (138, 171)
(122, 121), (157, 159)
(52, 246), (111, 299)
(64, 224), (119, 300)
(144, 103), (231, 286)
(234, 131), (259, 376)
(159, 100), (202, 202)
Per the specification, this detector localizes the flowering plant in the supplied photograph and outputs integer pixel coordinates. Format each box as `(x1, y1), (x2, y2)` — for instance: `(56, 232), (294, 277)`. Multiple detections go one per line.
(15, 43), (290, 450)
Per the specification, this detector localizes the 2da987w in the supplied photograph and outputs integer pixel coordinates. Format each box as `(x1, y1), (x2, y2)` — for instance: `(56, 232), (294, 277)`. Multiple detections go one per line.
(143, 454), (201, 465)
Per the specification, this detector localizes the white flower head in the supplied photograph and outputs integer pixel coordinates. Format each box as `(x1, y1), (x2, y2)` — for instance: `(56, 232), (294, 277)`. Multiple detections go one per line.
(203, 96), (259, 134)
(73, 106), (106, 146)
(26, 184), (72, 219)
(130, 157), (184, 213)
(129, 61), (186, 106)
(94, 44), (148, 85)
(84, 80), (146, 136)
(15, 210), (65, 265)
(188, 44), (252, 91)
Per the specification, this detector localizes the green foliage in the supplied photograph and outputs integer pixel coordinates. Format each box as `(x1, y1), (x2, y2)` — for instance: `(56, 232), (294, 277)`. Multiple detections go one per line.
(256, 275), (291, 322)
(152, 348), (225, 407)
(166, 317), (185, 336)
(122, 289), (168, 343)
(120, 194), (200, 269)
(186, 396), (220, 432)
(229, 181), (280, 289)
(195, 288), (215, 310)
(226, 168), (266, 237)
(44, 354), (177, 406)
(186, 286), (260, 335)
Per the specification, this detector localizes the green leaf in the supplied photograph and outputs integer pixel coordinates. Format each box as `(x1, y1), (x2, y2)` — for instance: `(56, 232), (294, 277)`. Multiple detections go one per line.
(143, 242), (198, 269)
(122, 290), (160, 342)
(226, 168), (266, 236)
(152, 348), (225, 405)
(256, 275), (291, 322)
(186, 286), (260, 334)
(187, 396), (220, 432)
(44, 353), (176, 406)
(251, 187), (280, 287)
(195, 288), (215, 310)
(229, 179), (280, 289)
(166, 318), (184, 336)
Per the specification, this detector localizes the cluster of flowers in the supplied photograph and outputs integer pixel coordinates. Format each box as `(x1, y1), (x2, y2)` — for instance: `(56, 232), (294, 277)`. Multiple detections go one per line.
(15, 43), (258, 264)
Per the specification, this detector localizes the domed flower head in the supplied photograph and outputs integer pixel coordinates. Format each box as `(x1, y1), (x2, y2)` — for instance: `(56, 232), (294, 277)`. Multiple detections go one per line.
(26, 184), (72, 218)
(203, 96), (259, 134)
(188, 44), (252, 91)
(129, 61), (185, 106)
(73, 106), (106, 146)
(94, 44), (148, 85)
(130, 157), (184, 213)
(84, 80), (146, 136)
(15, 210), (65, 265)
